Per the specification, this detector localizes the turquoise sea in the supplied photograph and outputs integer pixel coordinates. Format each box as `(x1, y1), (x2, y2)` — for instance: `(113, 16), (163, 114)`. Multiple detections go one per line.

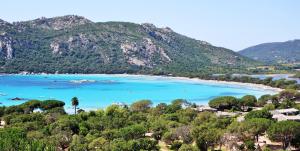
(0, 74), (276, 112)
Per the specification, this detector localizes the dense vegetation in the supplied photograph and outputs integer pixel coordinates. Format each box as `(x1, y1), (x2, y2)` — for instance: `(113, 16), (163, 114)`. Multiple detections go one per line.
(239, 39), (300, 64)
(0, 89), (300, 150)
(197, 74), (300, 90)
(292, 72), (300, 78)
(0, 15), (259, 75)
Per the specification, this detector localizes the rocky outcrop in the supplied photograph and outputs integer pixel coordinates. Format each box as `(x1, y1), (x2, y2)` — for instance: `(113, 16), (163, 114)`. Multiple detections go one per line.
(142, 23), (172, 43)
(0, 34), (14, 59)
(50, 33), (93, 54)
(50, 41), (61, 54)
(121, 38), (171, 67)
(15, 15), (92, 30)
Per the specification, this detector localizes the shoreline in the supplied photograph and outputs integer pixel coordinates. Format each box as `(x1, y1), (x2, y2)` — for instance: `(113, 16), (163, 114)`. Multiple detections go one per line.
(4, 73), (283, 93)
(0, 73), (284, 113)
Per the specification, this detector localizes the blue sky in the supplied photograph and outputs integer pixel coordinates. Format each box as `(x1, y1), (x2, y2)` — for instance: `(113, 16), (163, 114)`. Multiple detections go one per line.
(0, 0), (299, 51)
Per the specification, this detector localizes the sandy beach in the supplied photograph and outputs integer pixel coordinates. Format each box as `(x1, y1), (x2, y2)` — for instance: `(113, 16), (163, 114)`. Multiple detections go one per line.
(115, 74), (283, 93)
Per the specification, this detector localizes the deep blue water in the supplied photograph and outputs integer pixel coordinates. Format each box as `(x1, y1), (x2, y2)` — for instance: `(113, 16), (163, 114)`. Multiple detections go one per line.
(0, 74), (276, 112)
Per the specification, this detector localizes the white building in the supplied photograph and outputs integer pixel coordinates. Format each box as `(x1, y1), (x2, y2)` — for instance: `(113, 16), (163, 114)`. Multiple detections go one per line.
(271, 108), (300, 121)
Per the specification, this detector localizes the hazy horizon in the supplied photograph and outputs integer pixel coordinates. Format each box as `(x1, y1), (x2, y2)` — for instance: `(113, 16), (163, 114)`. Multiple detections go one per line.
(1, 0), (299, 51)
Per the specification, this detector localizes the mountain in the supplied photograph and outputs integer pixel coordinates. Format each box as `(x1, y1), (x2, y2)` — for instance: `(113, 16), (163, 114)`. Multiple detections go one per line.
(0, 15), (258, 75)
(239, 40), (300, 64)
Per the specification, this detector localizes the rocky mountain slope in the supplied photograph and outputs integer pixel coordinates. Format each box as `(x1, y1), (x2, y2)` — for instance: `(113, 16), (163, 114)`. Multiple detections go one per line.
(239, 40), (300, 64)
(0, 15), (259, 75)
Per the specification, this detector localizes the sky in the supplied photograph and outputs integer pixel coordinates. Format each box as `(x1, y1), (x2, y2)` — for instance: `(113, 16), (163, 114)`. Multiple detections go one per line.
(0, 0), (299, 51)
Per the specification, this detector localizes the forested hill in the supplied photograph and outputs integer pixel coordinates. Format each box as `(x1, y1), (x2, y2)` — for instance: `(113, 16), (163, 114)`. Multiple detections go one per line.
(239, 39), (300, 64)
(0, 15), (259, 75)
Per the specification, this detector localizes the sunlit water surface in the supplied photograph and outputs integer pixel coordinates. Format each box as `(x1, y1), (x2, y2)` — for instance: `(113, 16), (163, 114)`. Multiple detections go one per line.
(0, 74), (277, 112)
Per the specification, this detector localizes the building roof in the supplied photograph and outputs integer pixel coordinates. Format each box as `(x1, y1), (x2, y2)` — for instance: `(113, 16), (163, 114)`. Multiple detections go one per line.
(270, 108), (299, 115)
(216, 111), (239, 117)
(272, 114), (300, 121)
(194, 105), (217, 112)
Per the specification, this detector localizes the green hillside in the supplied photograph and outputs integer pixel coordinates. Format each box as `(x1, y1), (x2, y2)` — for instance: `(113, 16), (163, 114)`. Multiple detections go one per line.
(239, 40), (300, 64)
(0, 15), (259, 75)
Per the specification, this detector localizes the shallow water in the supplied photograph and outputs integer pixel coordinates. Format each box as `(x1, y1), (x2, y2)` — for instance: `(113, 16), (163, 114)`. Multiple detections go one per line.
(0, 74), (276, 111)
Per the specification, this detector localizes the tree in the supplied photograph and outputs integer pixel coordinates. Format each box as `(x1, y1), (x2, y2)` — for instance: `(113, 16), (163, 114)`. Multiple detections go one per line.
(0, 106), (5, 117)
(166, 99), (186, 113)
(105, 105), (129, 129)
(241, 118), (273, 142)
(208, 96), (238, 111)
(192, 125), (224, 151)
(257, 94), (272, 107)
(240, 95), (257, 110)
(152, 103), (168, 115)
(130, 100), (152, 112)
(151, 119), (167, 140)
(71, 97), (79, 115)
(279, 89), (299, 101)
(0, 128), (54, 150)
(244, 109), (272, 120)
(119, 124), (147, 140)
(21, 100), (41, 113)
(267, 121), (300, 149)
(40, 100), (65, 110)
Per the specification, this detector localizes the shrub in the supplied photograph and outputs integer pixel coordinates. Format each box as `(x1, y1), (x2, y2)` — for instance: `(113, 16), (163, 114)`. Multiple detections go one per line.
(244, 109), (272, 120)
(170, 140), (183, 150)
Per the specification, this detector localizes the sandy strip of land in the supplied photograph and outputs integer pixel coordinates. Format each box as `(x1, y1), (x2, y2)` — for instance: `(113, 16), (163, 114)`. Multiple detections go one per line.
(79, 73), (283, 93)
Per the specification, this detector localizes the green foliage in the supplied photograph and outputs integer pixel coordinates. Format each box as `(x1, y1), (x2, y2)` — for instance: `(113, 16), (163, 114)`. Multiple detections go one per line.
(170, 140), (183, 150)
(267, 121), (300, 150)
(40, 100), (65, 110)
(244, 109), (272, 120)
(71, 97), (79, 114)
(0, 16), (259, 75)
(130, 100), (152, 112)
(208, 96), (238, 111)
(240, 95), (257, 107)
(178, 144), (198, 151)
(257, 94), (272, 107)
(1, 91), (300, 150)
(69, 134), (88, 151)
(108, 138), (159, 151)
(0, 128), (54, 151)
(240, 118), (273, 142)
(119, 124), (147, 140)
(244, 140), (255, 151)
(239, 40), (300, 64)
(192, 125), (224, 151)
(279, 89), (300, 100)
(293, 72), (300, 78)
(0, 106), (5, 117)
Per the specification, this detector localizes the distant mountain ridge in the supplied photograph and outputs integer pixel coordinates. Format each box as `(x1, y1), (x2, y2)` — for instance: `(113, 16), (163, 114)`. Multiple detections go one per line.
(0, 15), (258, 75)
(239, 40), (300, 64)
